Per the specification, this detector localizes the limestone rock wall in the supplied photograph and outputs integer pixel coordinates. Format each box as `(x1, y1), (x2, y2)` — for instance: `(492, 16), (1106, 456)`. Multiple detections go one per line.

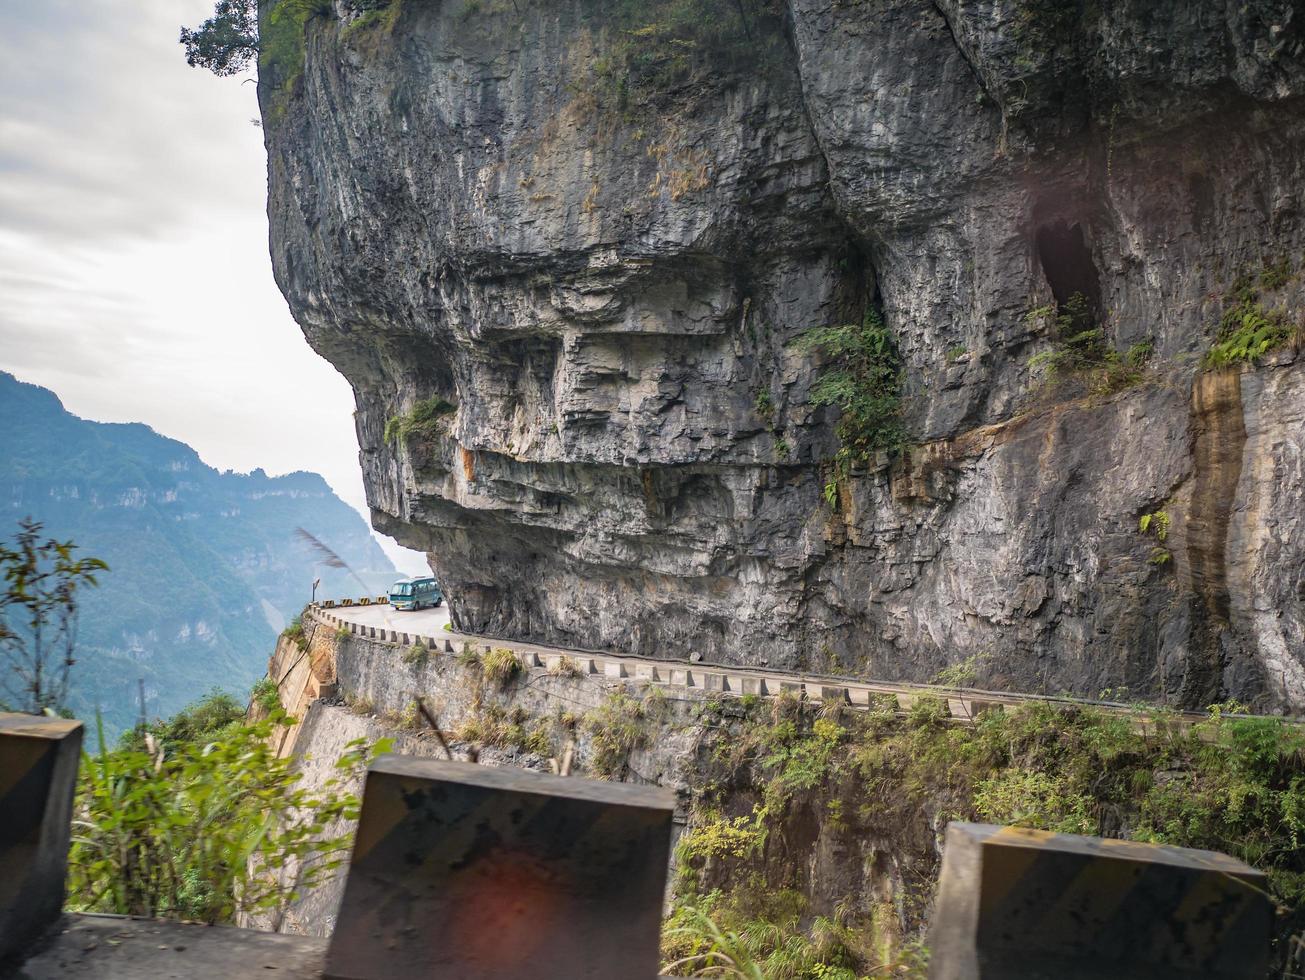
(260, 0), (1305, 710)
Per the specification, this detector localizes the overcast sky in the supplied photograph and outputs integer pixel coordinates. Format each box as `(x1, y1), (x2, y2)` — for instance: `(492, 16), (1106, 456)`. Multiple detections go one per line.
(0, 0), (426, 575)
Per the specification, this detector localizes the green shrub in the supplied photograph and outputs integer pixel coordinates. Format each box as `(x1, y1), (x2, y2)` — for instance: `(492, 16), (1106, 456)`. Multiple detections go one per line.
(118, 690), (245, 753)
(334, 625), (352, 642)
(457, 643), (481, 669)
(453, 703), (551, 755)
(402, 642), (430, 669)
(482, 647), (523, 688)
(1139, 509), (1173, 567)
(677, 809), (766, 864)
(68, 710), (389, 924)
(340, 0), (403, 41)
(661, 889), (925, 979)
(1027, 293), (1152, 394)
(796, 308), (904, 461)
(1206, 300), (1296, 368)
(583, 690), (650, 779)
(281, 616), (306, 648)
(250, 678), (281, 715)
(384, 395), (457, 447)
(549, 655), (583, 678)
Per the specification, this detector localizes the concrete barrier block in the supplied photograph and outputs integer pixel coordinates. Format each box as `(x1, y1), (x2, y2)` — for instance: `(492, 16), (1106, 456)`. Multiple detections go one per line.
(0, 713), (84, 962)
(521, 651), (542, 668)
(929, 822), (1271, 980)
(895, 692), (914, 711)
(577, 658), (598, 675)
(702, 672), (725, 692)
(946, 698), (972, 719)
(820, 686), (851, 705)
(634, 663), (661, 682)
(326, 757), (675, 980)
(669, 668), (691, 687)
(847, 687), (872, 706)
(443, 639), (454, 653)
(739, 676), (768, 696)
(603, 660), (628, 679)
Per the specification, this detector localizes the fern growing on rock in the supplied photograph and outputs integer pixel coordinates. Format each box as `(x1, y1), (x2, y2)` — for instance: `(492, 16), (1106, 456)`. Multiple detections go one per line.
(796, 308), (904, 461)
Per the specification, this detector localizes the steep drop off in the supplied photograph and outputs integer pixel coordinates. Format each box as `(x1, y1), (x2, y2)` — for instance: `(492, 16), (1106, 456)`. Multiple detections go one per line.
(0, 371), (396, 731)
(259, 0), (1305, 711)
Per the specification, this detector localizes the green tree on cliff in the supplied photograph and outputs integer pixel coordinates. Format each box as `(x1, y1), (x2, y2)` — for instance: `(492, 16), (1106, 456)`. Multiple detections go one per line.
(180, 0), (259, 76)
(0, 517), (107, 715)
(181, 0), (337, 77)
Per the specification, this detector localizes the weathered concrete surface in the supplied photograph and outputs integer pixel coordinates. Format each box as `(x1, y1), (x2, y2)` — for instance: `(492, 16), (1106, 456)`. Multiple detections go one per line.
(261, 0), (1305, 712)
(928, 822), (1271, 980)
(0, 713), (82, 967)
(326, 757), (674, 980)
(13, 914), (326, 979)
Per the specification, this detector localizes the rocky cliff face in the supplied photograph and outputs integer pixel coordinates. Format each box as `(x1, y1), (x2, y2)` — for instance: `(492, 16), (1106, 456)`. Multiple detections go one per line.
(260, 0), (1305, 711)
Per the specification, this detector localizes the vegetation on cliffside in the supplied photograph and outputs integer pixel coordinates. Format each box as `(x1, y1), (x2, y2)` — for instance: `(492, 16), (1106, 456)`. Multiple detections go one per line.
(68, 691), (387, 925)
(666, 695), (1305, 977)
(796, 309), (905, 464)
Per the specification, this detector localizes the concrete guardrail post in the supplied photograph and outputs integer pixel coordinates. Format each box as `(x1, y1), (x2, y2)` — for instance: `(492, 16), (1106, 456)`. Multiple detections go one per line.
(928, 822), (1271, 979)
(0, 713), (83, 963)
(325, 756), (675, 980)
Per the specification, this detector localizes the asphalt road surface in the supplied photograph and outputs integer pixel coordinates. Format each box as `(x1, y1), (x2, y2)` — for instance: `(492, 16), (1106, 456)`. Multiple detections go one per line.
(329, 601), (451, 635)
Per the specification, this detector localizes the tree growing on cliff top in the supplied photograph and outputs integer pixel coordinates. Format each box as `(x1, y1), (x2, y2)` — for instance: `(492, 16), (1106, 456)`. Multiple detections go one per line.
(181, 0), (339, 78)
(180, 0), (259, 76)
(0, 517), (107, 715)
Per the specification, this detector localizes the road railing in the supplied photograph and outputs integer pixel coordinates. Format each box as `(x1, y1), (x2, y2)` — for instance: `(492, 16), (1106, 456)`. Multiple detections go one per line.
(307, 602), (1292, 732)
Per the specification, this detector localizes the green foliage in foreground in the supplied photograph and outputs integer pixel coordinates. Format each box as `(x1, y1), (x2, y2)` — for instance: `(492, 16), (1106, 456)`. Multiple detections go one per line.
(384, 396), (458, 447)
(796, 309), (904, 462)
(69, 699), (389, 924)
(673, 697), (1305, 975)
(664, 890), (929, 980)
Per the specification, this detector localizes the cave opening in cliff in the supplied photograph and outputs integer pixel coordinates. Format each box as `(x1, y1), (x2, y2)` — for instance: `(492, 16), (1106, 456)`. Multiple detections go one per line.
(1035, 219), (1101, 326)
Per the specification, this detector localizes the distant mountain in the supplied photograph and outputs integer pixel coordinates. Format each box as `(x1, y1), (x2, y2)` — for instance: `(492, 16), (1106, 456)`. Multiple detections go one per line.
(0, 371), (398, 734)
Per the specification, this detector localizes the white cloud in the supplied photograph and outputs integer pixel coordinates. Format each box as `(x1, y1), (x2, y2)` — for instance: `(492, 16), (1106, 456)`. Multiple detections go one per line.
(0, 0), (428, 575)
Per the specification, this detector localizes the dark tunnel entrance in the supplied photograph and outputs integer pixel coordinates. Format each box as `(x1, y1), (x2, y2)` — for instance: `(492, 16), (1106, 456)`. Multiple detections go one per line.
(1035, 220), (1102, 325)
